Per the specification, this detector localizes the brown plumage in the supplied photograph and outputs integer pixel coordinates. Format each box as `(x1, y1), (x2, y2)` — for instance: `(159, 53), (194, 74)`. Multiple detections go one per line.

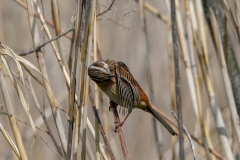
(88, 60), (177, 136)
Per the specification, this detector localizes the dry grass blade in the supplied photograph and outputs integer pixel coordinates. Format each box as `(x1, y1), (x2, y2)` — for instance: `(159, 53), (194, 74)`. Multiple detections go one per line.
(219, 0), (240, 41)
(0, 54), (28, 160)
(0, 123), (20, 159)
(0, 44), (36, 136)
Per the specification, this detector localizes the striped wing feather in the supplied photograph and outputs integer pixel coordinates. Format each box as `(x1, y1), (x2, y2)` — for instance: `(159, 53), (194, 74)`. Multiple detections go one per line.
(115, 62), (140, 113)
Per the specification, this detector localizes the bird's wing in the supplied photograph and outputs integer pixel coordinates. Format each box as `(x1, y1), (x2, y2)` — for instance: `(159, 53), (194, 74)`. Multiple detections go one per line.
(115, 62), (140, 112)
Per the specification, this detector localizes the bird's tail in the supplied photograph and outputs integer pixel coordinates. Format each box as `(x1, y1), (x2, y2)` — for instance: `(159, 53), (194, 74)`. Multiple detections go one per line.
(147, 103), (177, 136)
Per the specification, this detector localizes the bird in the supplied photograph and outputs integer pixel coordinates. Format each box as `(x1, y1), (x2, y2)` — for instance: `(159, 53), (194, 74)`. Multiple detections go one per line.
(88, 60), (177, 136)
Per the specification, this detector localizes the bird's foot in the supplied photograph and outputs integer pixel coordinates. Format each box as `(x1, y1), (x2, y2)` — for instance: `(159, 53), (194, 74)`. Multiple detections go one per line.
(109, 101), (118, 111)
(114, 121), (124, 133)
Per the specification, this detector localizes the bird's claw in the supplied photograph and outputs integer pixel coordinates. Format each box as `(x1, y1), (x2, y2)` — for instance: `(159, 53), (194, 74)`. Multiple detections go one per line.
(114, 121), (124, 133)
(109, 106), (113, 111)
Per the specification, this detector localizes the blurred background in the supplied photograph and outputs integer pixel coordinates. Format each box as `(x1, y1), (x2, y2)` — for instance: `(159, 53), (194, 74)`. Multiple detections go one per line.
(0, 0), (240, 160)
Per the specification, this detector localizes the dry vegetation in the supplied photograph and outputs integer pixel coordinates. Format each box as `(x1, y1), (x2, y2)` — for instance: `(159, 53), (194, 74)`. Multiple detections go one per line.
(0, 0), (240, 160)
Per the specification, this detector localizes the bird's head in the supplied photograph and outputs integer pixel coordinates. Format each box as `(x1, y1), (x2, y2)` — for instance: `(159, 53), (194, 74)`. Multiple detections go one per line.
(88, 60), (115, 82)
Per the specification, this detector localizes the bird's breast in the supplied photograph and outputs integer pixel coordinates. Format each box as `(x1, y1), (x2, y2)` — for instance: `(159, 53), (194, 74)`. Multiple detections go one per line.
(96, 80), (121, 105)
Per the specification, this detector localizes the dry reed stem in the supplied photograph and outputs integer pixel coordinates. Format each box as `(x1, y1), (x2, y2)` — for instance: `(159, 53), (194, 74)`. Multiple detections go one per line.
(171, 0), (184, 159)
(78, 1), (92, 159)
(51, 0), (69, 73)
(235, 0), (240, 36)
(93, 1), (101, 159)
(176, 0), (200, 123)
(14, 1), (111, 159)
(220, 0), (240, 41)
(189, 3), (216, 159)
(67, 0), (83, 159)
(135, 0), (168, 23)
(72, 1), (84, 160)
(209, 8), (240, 150)
(165, 1), (177, 158)
(187, 1), (215, 159)
(0, 56), (28, 160)
(0, 123), (20, 159)
(26, 0), (67, 154)
(33, 1), (70, 87)
(194, 0), (234, 159)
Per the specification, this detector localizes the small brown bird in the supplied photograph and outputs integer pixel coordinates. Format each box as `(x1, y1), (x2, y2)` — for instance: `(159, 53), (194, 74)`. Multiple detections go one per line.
(88, 60), (177, 136)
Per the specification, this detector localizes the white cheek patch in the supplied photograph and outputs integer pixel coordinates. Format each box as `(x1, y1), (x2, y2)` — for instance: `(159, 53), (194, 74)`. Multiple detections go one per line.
(90, 64), (110, 74)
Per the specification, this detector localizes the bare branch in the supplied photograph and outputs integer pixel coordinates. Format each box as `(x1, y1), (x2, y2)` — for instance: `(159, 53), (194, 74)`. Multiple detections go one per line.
(97, 0), (115, 16)
(19, 28), (74, 56)
(172, 112), (196, 160)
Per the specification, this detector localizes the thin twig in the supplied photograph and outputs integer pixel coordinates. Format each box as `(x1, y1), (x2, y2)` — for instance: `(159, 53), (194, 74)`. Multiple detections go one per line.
(19, 28), (74, 56)
(97, 0), (115, 16)
(40, 137), (64, 160)
(1, 111), (47, 133)
(89, 86), (115, 160)
(28, 74), (65, 157)
(172, 112), (197, 160)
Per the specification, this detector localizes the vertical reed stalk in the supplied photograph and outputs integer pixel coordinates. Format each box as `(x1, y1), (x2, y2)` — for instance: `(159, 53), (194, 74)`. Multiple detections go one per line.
(93, 3), (101, 159)
(26, 0), (67, 154)
(171, 0), (184, 159)
(66, 2), (82, 160)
